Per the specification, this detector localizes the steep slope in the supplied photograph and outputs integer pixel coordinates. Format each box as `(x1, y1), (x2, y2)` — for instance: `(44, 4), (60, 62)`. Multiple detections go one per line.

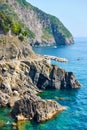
(0, 0), (74, 46)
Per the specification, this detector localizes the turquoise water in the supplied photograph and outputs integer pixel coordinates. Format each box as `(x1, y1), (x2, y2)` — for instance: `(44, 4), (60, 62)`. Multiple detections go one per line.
(0, 38), (87, 130)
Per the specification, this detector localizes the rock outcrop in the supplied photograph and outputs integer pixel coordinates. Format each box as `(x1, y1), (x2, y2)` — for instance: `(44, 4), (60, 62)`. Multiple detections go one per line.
(0, 59), (80, 107)
(0, 59), (81, 122)
(12, 92), (66, 122)
(0, 36), (80, 122)
(0, 59), (67, 122)
(24, 60), (81, 89)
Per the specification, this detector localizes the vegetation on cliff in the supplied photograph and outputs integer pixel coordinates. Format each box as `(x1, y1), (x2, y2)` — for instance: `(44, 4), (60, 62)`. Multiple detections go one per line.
(0, 11), (12, 33)
(0, 9), (35, 41)
(49, 15), (72, 38)
(0, 0), (74, 45)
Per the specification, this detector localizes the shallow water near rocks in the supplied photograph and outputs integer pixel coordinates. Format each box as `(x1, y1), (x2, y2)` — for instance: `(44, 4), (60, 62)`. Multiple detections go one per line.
(0, 38), (87, 130)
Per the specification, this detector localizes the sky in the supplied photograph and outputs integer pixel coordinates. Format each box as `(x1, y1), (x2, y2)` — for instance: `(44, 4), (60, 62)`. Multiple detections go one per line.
(26, 0), (87, 37)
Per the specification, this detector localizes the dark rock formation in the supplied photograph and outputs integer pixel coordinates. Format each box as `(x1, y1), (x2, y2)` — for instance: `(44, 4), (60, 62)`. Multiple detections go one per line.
(11, 92), (66, 122)
(23, 60), (81, 89)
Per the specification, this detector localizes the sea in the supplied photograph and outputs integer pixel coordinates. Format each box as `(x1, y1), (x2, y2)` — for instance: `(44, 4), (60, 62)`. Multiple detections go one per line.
(0, 38), (87, 130)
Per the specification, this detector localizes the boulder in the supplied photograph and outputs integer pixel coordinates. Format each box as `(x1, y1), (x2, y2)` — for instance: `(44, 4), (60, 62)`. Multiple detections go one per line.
(11, 93), (66, 122)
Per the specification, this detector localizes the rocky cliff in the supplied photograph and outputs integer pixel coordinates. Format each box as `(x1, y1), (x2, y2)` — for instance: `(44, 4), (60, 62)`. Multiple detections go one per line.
(0, 0), (80, 124)
(0, 35), (80, 123)
(0, 0), (74, 46)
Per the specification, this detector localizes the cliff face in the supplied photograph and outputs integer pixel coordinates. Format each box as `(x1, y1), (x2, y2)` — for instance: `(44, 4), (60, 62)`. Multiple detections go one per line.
(0, 0), (74, 46)
(24, 60), (80, 89)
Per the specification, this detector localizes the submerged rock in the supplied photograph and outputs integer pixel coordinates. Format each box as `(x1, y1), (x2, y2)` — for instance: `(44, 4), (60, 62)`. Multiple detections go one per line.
(0, 119), (6, 128)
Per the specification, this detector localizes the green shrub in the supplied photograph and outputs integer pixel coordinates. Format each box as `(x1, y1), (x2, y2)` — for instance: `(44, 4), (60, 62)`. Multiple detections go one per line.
(0, 11), (12, 32)
(12, 22), (22, 35)
(22, 29), (35, 39)
(18, 35), (24, 41)
(28, 29), (35, 39)
(22, 30), (29, 36)
(0, 39), (3, 43)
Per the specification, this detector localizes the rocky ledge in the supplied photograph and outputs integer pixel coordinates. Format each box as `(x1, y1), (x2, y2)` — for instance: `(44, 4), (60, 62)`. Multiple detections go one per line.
(0, 36), (81, 123)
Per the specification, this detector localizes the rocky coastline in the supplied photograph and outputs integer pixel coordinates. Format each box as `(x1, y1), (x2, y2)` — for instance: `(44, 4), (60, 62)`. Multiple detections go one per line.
(0, 36), (81, 124)
(0, 0), (82, 128)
